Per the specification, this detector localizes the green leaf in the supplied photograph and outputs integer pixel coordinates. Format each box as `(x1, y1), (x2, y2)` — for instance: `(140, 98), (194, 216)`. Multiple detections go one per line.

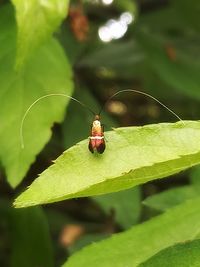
(139, 239), (200, 267)
(79, 41), (144, 78)
(62, 197), (200, 267)
(0, 200), (53, 267)
(137, 31), (200, 100)
(14, 121), (200, 208)
(11, 0), (69, 69)
(173, 0), (200, 32)
(93, 187), (141, 229)
(190, 166), (200, 191)
(10, 207), (53, 267)
(143, 157), (200, 215)
(143, 185), (197, 212)
(58, 23), (87, 65)
(69, 233), (110, 255)
(0, 5), (73, 187)
(115, 0), (138, 16)
(138, 6), (187, 33)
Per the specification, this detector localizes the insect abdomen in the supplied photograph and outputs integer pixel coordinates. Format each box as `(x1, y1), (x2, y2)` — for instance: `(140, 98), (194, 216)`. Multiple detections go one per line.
(89, 118), (105, 154)
(88, 136), (105, 154)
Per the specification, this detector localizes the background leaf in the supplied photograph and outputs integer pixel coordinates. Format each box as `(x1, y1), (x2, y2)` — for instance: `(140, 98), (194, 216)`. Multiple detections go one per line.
(0, 200), (53, 267)
(68, 233), (110, 255)
(10, 207), (53, 267)
(143, 185), (198, 212)
(11, 0), (69, 69)
(93, 187), (141, 229)
(78, 41), (144, 79)
(143, 165), (200, 212)
(190, 165), (200, 191)
(137, 31), (200, 100)
(63, 197), (200, 267)
(0, 5), (73, 187)
(173, 0), (200, 32)
(14, 121), (200, 208)
(139, 239), (200, 267)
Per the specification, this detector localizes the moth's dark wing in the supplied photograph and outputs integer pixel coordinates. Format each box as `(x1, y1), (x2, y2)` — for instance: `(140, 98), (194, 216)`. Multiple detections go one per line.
(88, 125), (94, 153)
(88, 139), (94, 153)
(96, 140), (106, 154)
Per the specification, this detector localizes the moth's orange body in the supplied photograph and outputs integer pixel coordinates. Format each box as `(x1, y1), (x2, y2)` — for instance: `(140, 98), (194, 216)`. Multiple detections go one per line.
(88, 115), (105, 154)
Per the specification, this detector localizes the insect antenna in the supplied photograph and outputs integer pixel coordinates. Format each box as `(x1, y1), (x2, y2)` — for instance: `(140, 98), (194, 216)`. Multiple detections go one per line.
(20, 93), (96, 149)
(98, 89), (183, 123)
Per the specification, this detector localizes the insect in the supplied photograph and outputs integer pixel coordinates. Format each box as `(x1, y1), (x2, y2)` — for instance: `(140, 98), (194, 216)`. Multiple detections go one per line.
(20, 89), (183, 153)
(88, 114), (105, 154)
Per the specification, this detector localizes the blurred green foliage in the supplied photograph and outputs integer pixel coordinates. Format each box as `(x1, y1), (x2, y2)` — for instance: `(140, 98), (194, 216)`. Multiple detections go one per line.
(0, 0), (200, 266)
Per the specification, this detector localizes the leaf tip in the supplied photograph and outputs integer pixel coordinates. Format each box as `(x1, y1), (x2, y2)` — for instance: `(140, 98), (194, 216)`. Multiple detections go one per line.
(13, 197), (37, 209)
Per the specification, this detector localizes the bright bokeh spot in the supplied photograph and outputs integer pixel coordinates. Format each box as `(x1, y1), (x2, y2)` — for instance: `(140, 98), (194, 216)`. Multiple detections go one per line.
(102, 0), (113, 5)
(120, 12), (133, 25)
(98, 12), (134, 42)
(98, 26), (113, 42)
(107, 19), (128, 39)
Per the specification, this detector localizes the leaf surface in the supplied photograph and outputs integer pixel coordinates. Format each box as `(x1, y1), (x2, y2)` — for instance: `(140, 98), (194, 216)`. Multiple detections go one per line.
(190, 165), (200, 191)
(0, 5), (73, 187)
(14, 121), (200, 207)
(62, 197), (200, 267)
(11, 0), (69, 68)
(139, 239), (200, 267)
(143, 185), (197, 211)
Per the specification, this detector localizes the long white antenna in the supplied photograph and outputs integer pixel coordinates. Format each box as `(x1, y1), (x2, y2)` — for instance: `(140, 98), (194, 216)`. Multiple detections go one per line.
(20, 90), (184, 149)
(99, 89), (184, 123)
(20, 93), (95, 149)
